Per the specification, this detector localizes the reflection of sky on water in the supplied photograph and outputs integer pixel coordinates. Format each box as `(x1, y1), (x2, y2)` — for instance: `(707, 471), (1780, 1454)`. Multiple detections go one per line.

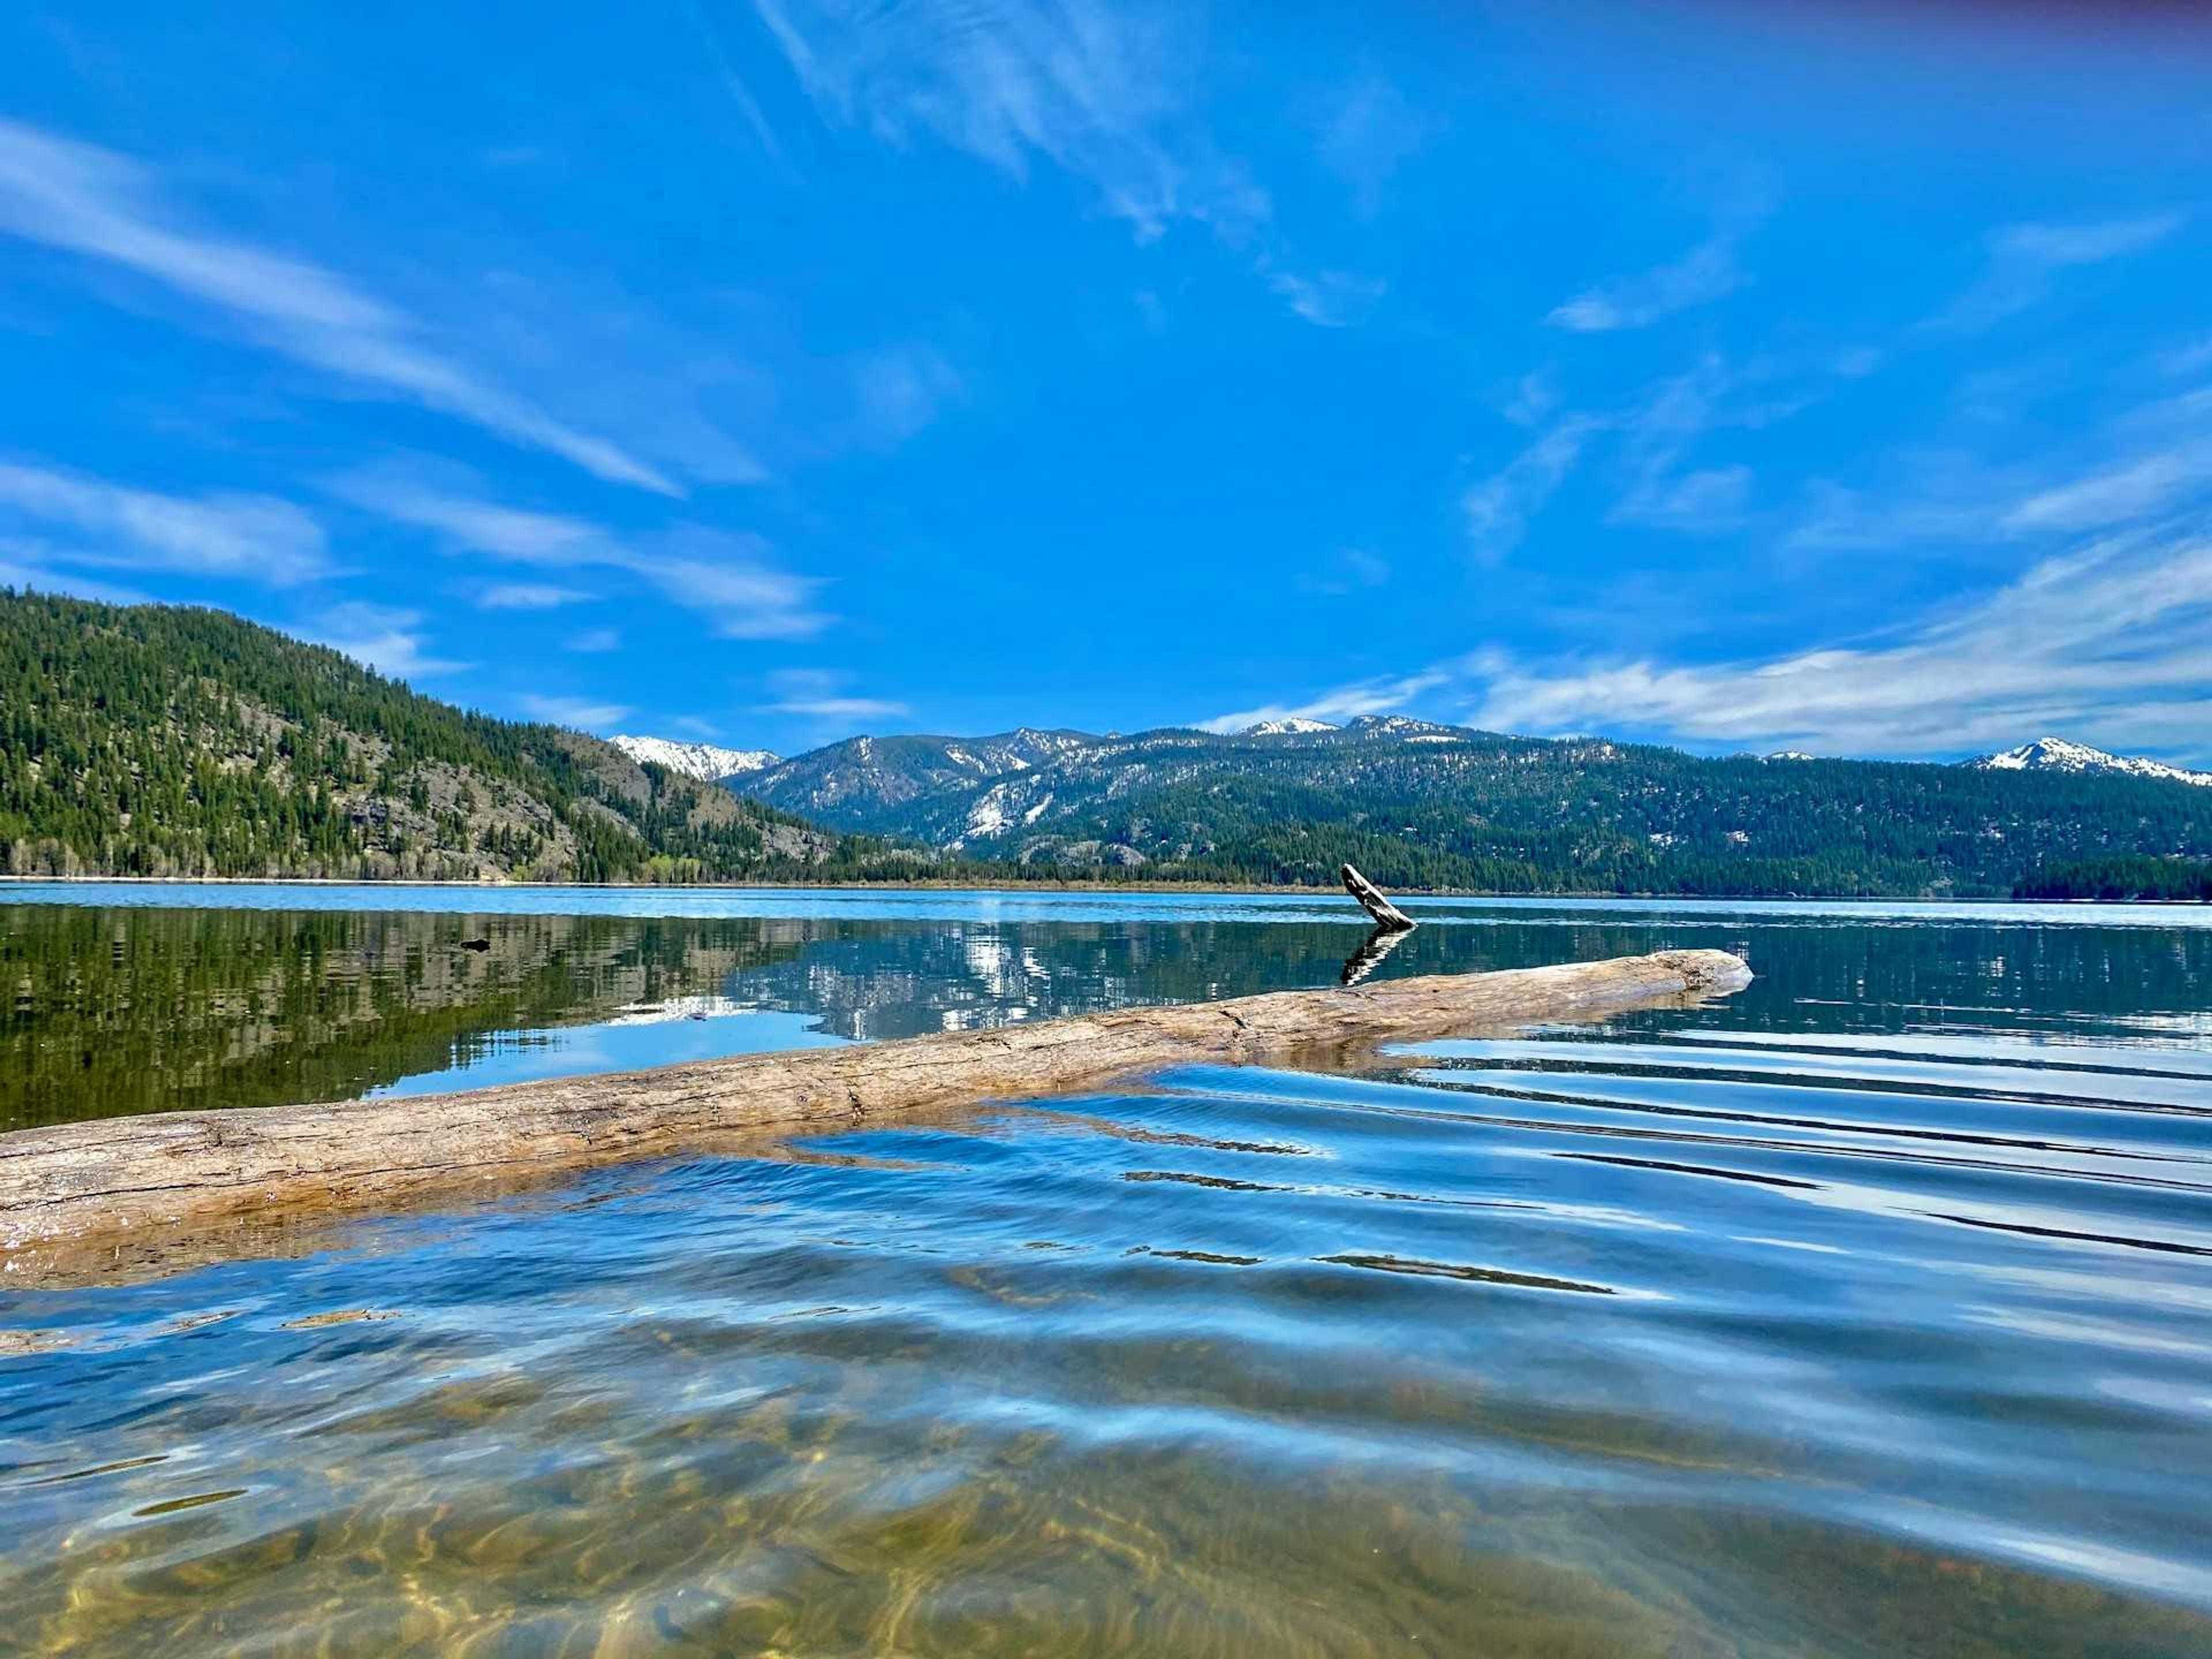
(365, 1006), (846, 1099)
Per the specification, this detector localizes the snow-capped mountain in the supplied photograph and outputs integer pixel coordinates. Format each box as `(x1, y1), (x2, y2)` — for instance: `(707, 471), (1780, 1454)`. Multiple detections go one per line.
(714, 714), (2212, 891)
(1240, 717), (1339, 736)
(1968, 737), (2212, 789)
(610, 734), (781, 782)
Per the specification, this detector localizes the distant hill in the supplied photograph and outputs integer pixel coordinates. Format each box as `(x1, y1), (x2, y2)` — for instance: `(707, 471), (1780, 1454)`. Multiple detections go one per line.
(1969, 736), (2212, 789)
(609, 734), (779, 782)
(0, 590), (851, 882)
(732, 715), (2212, 897)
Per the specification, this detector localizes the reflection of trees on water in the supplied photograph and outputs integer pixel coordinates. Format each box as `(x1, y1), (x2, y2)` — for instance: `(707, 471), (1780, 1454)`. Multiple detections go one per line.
(0, 908), (806, 1128)
(5, 904), (2205, 1129)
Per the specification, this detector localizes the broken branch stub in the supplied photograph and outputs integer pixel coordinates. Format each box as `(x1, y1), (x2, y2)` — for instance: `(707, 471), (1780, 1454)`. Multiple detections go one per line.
(1340, 862), (1415, 931)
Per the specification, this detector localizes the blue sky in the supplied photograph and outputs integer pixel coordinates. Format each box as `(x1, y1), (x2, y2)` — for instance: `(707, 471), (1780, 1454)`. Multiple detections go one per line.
(3, 2), (2210, 762)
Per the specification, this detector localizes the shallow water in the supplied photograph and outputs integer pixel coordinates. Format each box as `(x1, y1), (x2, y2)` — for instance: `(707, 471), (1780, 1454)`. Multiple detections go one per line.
(2, 887), (2210, 1656)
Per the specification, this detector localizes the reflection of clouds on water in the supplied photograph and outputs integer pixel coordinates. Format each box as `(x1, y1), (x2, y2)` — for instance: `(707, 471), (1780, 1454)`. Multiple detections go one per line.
(606, 994), (757, 1025)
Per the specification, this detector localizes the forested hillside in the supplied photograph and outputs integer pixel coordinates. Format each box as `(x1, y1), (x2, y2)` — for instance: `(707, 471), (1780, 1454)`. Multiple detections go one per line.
(0, 591), (858, 882)
(735, 718), (2212, 898)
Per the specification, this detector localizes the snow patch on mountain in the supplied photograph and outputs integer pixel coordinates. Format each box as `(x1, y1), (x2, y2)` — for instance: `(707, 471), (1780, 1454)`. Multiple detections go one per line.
(1347, 715), (1461, 738)
(611, 734), (780, 781)
(964, 787), (1011, 839)
(1969, 736), (2212, 788)
(1241, 717), (1339, 736)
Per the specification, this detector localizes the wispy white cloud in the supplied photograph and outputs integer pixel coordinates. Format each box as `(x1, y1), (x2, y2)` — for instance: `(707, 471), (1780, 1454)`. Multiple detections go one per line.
(1502, 370), (1561, 430)
(2165, 335), (2212, 378)
(306, 602), (468, 679)
(1467, 527), (2212, 759)
(1548, 236), (1746, 334)
(518, 692), (635, 731)
(1934, 212), (2185, 333)
(1997, 216), (2184, 266)
(1317, 72), (1438, 219)
(1199, 670), (1449, 735)
(849, 343), (962, 447)
(649, 531), (833, 640)
(0, 546), (153, 606)
(1464, 349), (1891, 560)
(762, 667), (910, 721)
(1463, 418), (1600, 560)
(1267, 270), (1386, 329)
(338, 472), (830, 640)
(1612, 465), (1753, 531)
(680, 0), (787, 161)
(478, 582), (590, 611)
(1546, 179), (1775, 335)
(0, 459), (327, 584)
(0, 119), (676, 494)
(565, 626), (622, 653)
(753, 1), (1403, 335)
(770, 694), (911, 719)
(1785, 435), (2211, 554)
(1785, 480), (1992, 552)
(1603, 361), (1756, 532)
(2000, 448), (2206, 535)
(753, 0), (1268, 245)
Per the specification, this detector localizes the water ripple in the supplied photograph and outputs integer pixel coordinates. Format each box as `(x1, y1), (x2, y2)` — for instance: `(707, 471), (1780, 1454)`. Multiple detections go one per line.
(3, 899), (2211, 1654)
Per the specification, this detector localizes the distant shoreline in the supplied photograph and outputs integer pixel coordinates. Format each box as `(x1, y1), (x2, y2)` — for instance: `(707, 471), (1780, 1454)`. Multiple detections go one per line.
(0, 875), (2199, 906)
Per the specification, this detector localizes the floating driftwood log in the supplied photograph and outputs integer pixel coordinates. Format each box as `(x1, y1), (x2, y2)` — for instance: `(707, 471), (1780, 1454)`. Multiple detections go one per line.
(0, 950), (1749, 1259)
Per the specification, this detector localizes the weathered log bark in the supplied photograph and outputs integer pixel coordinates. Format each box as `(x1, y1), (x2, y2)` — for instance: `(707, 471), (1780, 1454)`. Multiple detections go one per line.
(1340, 862), (1415, 930)
(0, 950), (1749, 1260)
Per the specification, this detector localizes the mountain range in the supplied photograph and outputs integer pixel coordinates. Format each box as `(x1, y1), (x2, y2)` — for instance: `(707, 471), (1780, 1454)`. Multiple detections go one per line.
(8, 590), (2211, 896)
(702, 716), (2212, 896)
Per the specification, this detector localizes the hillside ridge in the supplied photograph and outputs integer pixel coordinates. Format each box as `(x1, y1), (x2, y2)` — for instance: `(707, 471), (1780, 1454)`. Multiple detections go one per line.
(0, 592), (847, 882)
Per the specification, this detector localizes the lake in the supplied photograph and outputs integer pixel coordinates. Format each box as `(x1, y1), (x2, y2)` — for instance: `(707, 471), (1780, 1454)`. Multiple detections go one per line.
(2, 884), (2210, 1656)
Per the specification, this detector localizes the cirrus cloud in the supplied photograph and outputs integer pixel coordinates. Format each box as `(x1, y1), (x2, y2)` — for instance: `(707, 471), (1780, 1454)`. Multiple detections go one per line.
(337, 471), (830, 641)
(0, 458), (327, 584)
(1468, 528), (2212, 760)
(0, 118), (676, 494)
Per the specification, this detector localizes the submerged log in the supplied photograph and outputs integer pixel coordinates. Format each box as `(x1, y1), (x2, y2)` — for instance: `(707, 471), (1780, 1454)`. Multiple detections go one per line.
(0, 950), (1749, 1257)
(1340, 863), (1415, 931)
